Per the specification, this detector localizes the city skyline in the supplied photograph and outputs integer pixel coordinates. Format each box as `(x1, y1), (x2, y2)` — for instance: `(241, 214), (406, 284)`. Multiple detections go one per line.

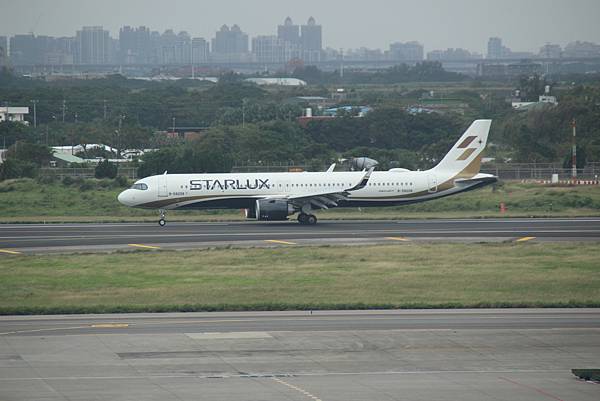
(1, 0), (600, 54)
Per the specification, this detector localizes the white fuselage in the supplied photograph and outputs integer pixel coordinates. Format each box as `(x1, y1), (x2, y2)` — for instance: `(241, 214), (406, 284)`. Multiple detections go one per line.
(117, 169), (492, 211)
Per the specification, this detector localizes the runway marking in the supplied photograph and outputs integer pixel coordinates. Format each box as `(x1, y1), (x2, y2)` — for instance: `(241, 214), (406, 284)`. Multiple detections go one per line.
(273, 377), (323, 401)
(0, 249), (22, 255)
(90, 323), (129, 328)
(515, 236), (536, 242)
(185, 331), (272, 340)
(0, 325), (91, 336)
(264, 240), (297, 245)
(3, 229), (599, 242)
(385, 236), (409, 242)
(499, 376), (566, 401)
(127, 243), (161, 250)
(0, 369), (572, 382)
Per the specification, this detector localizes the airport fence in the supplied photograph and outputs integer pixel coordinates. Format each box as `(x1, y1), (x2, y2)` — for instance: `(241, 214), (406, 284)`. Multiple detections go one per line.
(38, 163), (599, 182)
(233, 162), (600, 181)
(39, 167), (138, 180)
(481, 162), (600, 181)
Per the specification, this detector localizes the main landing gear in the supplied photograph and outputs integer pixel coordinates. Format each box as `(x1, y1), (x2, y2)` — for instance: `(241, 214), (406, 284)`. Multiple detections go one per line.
(158, 209), (166, 227)
(297, 213), (317, 225)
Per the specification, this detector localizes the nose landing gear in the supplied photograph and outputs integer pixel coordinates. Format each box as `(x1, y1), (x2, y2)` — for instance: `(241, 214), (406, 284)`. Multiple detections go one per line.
(158, 209), (166, 227)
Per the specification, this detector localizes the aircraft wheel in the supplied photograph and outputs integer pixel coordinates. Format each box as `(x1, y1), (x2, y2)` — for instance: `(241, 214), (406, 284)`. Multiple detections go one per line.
(158, 218), (166, 227)
(306, 214), (317, 225)
(297, 213), (308, 224)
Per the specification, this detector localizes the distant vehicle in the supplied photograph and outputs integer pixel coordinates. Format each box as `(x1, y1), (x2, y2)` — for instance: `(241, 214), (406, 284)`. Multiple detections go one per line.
(118, 120), (496, 226)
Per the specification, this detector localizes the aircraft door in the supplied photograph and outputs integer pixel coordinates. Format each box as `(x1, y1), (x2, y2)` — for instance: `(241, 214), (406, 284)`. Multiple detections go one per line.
(158, 174), (168, 197)
(428, 174), (438, 193)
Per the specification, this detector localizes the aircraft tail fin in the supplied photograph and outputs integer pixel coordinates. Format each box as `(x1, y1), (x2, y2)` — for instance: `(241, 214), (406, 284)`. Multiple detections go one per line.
(432, 119), (491, 178)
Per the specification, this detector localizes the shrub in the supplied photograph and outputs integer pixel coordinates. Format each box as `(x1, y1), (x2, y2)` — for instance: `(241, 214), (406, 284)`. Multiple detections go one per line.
(79, 180), (95, 191)
(95, 159), (118, 179)
(61, 176), (75, 186)
(113, 175), (130, 188)
(37, 175), (57, 185)
(0, 159), (38, 180)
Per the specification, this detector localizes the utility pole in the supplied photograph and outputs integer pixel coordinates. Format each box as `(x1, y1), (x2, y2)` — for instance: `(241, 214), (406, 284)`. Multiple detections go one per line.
(191, 41), (195, 80)
(571, 119), (577, 179)
(172, 117), (176, 134)
(62, 99), (66, 123)
(31, 99), (38, 128)
(117, 114), (125, 159)
(242, 99), (246, 127)
(340, 48), (344, 79)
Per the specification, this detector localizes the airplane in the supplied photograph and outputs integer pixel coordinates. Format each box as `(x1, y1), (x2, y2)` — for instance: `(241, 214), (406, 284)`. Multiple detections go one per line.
(118, 119), (497, 225)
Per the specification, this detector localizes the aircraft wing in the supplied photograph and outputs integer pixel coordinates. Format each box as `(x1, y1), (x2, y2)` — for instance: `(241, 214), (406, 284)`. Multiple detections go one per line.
(284, 167), (374, 210)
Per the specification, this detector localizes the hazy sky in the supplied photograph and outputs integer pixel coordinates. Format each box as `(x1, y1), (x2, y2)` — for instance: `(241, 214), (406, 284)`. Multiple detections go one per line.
(1, 0), (599, 53)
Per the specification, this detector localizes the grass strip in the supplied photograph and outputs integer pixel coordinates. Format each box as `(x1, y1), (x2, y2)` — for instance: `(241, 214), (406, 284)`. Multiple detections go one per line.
(0, 242), (598, 315)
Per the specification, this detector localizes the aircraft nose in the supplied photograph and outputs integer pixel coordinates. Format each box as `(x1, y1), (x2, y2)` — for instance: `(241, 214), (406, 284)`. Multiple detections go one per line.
(118, 189), (135, 206)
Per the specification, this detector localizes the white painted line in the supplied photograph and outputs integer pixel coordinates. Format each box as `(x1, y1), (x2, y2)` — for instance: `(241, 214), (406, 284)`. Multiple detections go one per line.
(185, 331), (272, 340)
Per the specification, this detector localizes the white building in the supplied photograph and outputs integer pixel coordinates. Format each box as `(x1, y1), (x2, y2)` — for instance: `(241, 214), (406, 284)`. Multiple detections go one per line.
(0, 107), (29, 124)
(245, 77), (306, 86)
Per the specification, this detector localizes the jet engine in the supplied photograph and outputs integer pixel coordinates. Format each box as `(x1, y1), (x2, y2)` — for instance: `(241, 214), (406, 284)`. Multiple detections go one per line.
(255, 199), (295, 221)
(351, 157), (379, 170)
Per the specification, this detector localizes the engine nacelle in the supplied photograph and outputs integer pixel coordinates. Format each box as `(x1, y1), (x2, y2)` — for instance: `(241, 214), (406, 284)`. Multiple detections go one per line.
(255, 199), (295, 221)
(351, 157), (379, 170)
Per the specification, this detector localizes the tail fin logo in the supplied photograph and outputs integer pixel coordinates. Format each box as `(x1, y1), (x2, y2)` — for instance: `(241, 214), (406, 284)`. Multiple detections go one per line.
(457, 136), (477, 149)
(456, 148), (476, 161)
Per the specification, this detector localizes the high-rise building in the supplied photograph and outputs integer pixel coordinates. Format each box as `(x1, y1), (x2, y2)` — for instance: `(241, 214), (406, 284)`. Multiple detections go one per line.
(77, 26), (111, 64)
(0, 36), (7, 67)
(487, 37), (503, 59)
(563, 41), (600, 58)
(119, 26), (152, 64)
(427, 48), (480, 61)
(300, 17), (322, 63)
(156, 30), (192, 64)
(539, 44), (562, 59)
(252, 35), (286, 63)
(212, 24), (248, 54)
(211, 24), (249, 62)
(9, 34), (39, 64)
(0, 36), (8, 57)
(278, 17), (300, 45)
(389, 41), (423, 61)
(191, 37), (210, 64)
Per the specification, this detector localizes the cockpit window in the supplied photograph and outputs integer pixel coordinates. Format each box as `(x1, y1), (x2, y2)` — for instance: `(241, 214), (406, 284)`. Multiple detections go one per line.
(131, 183), (148, 190)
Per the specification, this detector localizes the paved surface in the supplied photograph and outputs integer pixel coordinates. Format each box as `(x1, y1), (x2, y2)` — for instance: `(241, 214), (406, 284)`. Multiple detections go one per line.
(1, 218), (600, 255)
(1, 309), (599, 400)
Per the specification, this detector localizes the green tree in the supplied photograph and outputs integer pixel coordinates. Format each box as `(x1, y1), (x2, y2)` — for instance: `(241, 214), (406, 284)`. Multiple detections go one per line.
(95, 159), (118, 179)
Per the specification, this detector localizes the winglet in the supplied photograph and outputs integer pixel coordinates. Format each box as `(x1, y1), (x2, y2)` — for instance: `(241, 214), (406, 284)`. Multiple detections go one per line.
(347, 167), (374, 192)
(326, 163), (336, 173)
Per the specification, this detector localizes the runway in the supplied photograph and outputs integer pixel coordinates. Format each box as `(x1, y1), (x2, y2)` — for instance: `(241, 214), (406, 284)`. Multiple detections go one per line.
(1, 309), (599, 400)
(1, 217), (599, 254)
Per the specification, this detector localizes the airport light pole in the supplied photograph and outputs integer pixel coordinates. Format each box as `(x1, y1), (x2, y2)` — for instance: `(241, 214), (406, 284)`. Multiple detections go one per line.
(117, 114), (126, 159)
(242, 98), (248, 127)
(31, 99), (38, 128)
(571, 119), (577, 179)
